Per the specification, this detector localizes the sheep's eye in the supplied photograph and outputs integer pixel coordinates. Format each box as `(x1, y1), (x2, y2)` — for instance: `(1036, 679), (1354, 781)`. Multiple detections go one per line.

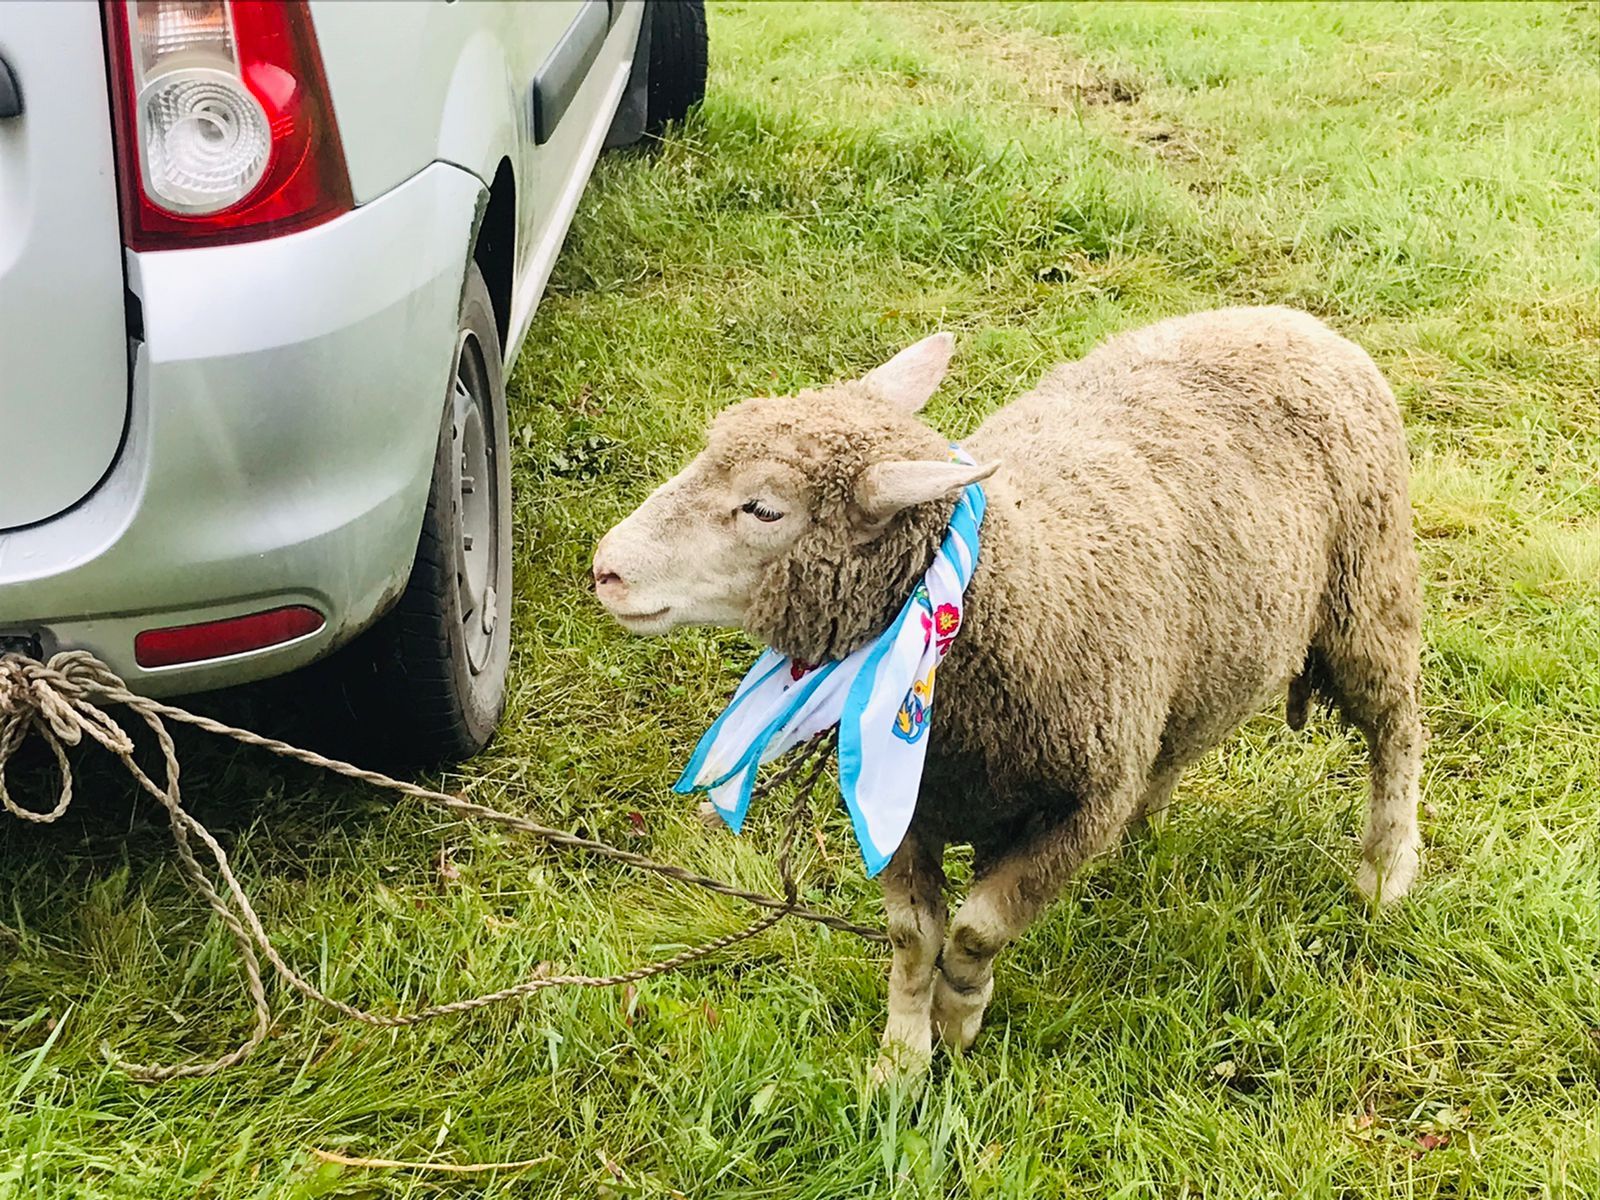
(740, 499), (785, 523)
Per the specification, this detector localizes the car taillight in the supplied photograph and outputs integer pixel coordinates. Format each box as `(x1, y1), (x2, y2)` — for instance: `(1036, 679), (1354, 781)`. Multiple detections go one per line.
(104, 0), (352, 250)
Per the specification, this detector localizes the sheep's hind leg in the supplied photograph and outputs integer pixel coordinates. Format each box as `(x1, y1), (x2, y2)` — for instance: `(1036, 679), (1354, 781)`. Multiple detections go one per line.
(871, 832), (947, 1086)
(1352, 700), (1423, 904)
(1316, 595), (1424, 904)
(933, 782), (1140, 1051)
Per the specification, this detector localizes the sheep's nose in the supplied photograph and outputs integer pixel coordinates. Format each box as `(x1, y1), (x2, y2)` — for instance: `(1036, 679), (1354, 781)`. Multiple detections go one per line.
(591, 542), (626, 597)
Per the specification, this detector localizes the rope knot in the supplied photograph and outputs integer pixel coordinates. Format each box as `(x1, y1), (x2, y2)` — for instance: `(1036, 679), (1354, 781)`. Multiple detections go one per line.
(0, 655), (40, 720)
(0, 651), (136, 752)
(1, 651), (140, 825)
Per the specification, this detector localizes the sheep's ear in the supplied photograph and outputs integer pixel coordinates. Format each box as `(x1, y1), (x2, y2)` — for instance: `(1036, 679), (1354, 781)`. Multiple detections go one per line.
(861, 332), (954, 412)
(856, 458), (998, 521)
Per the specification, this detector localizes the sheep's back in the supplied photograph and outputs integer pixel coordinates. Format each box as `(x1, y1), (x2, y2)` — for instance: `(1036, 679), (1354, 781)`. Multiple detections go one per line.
(958, 306), (1408, 763)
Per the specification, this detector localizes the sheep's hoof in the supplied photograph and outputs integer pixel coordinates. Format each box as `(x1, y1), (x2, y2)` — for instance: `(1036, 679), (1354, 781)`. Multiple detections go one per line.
(1355, 840), (1420, 905)
(869, 1041), (931, 1092)
(931, 974), (992, 1053)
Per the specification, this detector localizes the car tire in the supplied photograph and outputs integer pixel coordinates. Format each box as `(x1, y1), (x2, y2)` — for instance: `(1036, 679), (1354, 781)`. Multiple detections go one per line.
(314, 262), (512, 766)
(645, 0), (707, 131)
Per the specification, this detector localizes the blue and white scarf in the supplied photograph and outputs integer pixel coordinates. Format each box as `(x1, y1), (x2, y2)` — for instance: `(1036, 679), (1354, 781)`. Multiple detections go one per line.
(674, 455), (986, 876)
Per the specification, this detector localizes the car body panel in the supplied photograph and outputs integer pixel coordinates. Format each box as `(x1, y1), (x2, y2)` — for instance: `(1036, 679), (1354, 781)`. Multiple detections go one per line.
(0, 1), (130, 530)
(506, 9), (639, 358)
(309, 0), (582, 205)
(311, 0), (642, 361)
(0, 161), (484, 696)
(0, 0), (644, 694)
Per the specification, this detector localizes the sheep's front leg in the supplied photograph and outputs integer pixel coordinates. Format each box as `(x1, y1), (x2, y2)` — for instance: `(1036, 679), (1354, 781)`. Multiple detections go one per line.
(871, 831), (946, 1086)
(1128, 765), (1182, 835)
(933, 779), (1141, 1051)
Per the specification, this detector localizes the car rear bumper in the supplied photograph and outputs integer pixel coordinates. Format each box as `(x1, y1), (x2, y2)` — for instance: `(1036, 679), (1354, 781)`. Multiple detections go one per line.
(0, 161), (486, 696)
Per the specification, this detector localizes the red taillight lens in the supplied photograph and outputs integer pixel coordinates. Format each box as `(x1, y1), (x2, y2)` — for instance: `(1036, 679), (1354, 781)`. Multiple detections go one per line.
(105, 1), (353, 250)
(135, 605), (325, 668)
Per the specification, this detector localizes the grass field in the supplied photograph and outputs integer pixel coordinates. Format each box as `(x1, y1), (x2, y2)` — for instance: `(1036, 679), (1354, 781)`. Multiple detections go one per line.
(5, 2), (1600, 1196)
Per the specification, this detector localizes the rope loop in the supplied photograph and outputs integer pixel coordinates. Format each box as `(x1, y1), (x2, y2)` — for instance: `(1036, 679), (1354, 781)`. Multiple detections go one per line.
(0, 651), (876, 1082)
(1, 652), (139, 823)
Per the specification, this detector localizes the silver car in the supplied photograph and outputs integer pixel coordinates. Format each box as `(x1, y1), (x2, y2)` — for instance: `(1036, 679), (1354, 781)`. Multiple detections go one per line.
(0, 0), (706, 761)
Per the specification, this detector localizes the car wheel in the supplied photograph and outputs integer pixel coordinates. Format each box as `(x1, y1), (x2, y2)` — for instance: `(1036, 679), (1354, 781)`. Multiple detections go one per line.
(645, 0), (707, 131)
(315, 262), (512, 766)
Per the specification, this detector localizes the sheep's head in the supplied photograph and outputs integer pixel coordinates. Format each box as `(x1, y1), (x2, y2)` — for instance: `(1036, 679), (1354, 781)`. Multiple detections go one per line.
(593, 334), (996, 662)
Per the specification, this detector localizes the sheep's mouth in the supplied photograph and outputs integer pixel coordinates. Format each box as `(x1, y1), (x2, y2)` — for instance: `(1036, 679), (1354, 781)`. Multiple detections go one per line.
(614, 605), (672, 628)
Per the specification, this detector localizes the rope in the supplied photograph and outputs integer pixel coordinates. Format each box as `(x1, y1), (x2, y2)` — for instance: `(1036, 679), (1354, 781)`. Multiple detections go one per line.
(0, 650), (882, 1083)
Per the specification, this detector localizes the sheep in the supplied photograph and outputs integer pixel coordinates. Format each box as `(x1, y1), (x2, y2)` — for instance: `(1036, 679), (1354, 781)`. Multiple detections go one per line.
(592, 306), (1424, 1080)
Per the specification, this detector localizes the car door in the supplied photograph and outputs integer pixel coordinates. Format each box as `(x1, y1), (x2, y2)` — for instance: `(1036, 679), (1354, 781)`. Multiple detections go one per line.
(506, 0), (641, 352)
(0, 2), (130, 531)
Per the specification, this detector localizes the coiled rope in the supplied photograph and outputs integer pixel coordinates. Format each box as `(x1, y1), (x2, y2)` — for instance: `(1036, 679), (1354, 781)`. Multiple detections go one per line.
(0, 650), (882, 1083)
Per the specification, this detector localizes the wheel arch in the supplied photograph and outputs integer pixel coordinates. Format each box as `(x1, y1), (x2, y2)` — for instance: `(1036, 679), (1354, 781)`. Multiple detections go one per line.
(473, 158), (516, 355)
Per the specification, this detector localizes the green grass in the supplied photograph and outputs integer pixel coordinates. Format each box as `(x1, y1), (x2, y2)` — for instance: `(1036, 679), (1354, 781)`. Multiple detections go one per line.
(5, 2), (1600, 1195)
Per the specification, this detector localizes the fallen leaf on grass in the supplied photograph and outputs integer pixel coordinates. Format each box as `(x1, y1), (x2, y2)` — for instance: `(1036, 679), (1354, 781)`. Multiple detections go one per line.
(626, 810), (647, 837)
(1413, 1131), (1451, 1157)
(436, 848), (461, 884)
(622, 982), (639, 1026)
(749, 1081), (779, 1117)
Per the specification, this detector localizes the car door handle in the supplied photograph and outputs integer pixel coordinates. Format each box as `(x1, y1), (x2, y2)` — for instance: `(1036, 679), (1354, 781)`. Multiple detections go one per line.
(0, 54), (21, 119)
(529, 0), (610, 145)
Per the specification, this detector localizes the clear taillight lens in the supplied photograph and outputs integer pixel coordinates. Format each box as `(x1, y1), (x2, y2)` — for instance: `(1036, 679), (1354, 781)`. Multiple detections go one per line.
(133, 2), (272, 213)
(105, 0), (353, 249)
